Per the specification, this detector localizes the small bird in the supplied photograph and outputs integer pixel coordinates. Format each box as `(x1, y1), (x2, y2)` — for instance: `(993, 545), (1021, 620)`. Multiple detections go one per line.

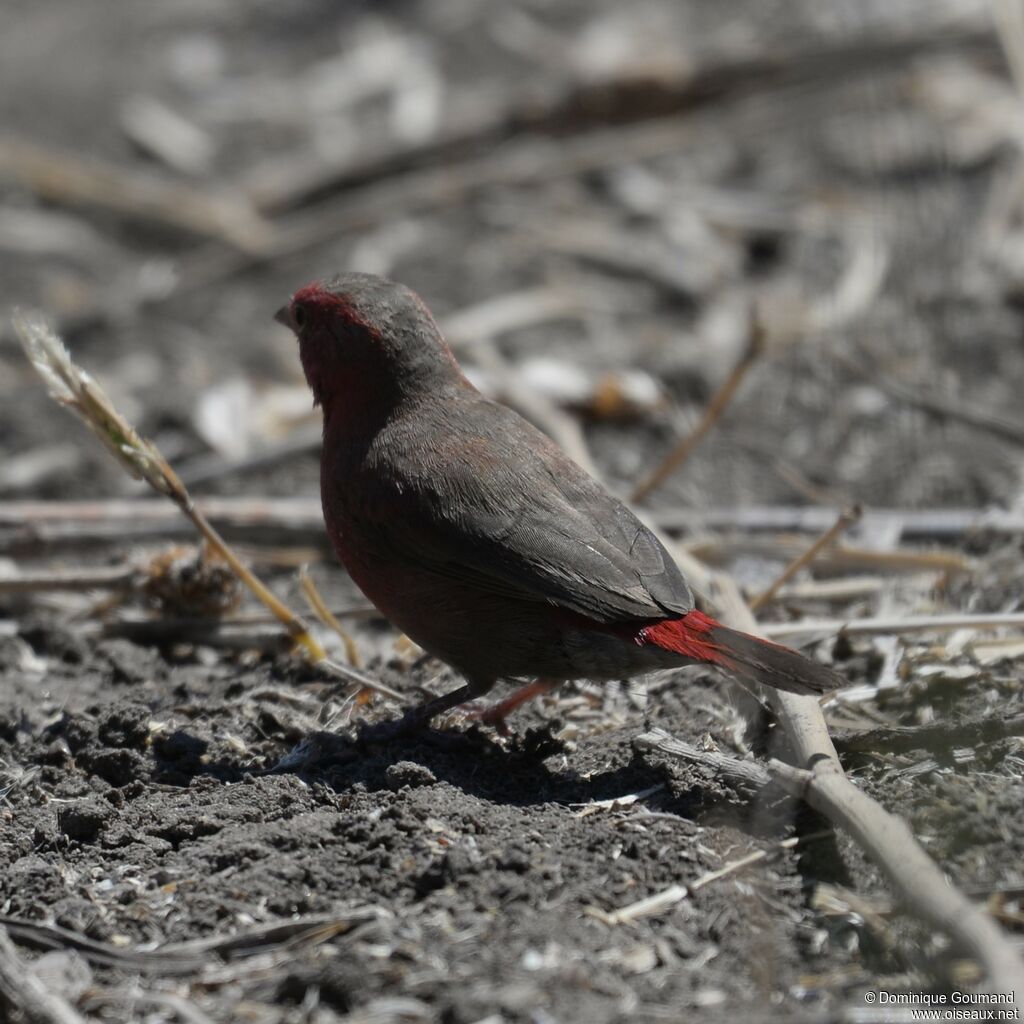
(276, 273), (843, 731)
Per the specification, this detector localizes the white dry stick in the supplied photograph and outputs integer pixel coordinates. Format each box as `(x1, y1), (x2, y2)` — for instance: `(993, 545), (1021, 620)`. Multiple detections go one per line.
(762, 611), (1024, 640)
(4, 499), (1019, 546)
(0, 138), (269, 254)
(595, 832), (832, 926)
(572, 783), (665, 818)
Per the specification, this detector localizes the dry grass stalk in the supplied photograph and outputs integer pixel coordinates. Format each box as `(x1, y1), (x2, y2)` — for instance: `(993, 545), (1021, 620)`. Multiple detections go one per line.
(688, 537), (972, 576)
(0, 565), (136, 594)
(762, 611), (1024, 640)
(11, 310), (326, 664)
(298, 566), (362, 667)
(749, 504), (862, 611)
(631, 313), (765, 503)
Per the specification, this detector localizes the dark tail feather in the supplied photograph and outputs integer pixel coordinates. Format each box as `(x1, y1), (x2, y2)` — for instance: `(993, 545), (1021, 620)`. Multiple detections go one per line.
(639, 610), (843, 696)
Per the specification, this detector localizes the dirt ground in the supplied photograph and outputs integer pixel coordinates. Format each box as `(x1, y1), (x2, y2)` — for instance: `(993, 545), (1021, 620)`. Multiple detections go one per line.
(1, 1), (1023, 1022)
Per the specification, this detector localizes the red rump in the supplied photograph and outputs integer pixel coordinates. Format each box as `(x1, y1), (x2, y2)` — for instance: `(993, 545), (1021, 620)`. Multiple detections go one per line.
(634, 609), (841, 696)
(637, 610), (737, 669)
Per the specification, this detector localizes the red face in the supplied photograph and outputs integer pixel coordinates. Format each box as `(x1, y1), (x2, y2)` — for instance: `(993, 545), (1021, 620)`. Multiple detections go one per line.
(276, 283), (384, 412)
(276, 283), (378, 339)
(276, 273), (466, 424)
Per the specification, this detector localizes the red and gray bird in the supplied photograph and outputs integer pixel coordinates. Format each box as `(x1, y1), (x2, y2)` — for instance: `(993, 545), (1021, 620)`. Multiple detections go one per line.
(276, 273), (843, 731)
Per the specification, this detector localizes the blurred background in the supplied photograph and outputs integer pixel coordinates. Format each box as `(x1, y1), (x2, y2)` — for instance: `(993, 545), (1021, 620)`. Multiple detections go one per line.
(3, 0), (1022, 514)
(2, 1), (1024, 1022)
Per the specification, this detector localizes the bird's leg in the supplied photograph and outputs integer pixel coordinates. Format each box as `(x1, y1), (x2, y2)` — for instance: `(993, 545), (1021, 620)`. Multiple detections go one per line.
(359, 679), (495, 742)
(406, 680), (494, 726)
(464, 679), (560, 734)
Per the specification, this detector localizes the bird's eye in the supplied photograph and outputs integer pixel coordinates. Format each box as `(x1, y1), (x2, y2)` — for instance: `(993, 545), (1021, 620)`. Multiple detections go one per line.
(292, 304), (308, 330)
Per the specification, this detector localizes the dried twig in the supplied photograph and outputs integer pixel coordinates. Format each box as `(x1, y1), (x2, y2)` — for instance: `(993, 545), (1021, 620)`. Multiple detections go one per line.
(634, 728), (771, 795)
(118, 95), (214, 177)
(653, 504), (1024, 539)
(2, 499), (1018, 552)
(749, 505), (862, 611)
(0, 909), (384, 975)
(993, 0), (1024, 98)
(768, 755), (1023, 1005)
(689, 537), (971, 576)
(707, 568), (1024, 1004)
(835, 350), (1024, 449)
(0, 138), (269, 254)
(441, 287), (584, 350)
(631, 315), (765, 502)
(766, 575), (892, 603)
(0, 926), (89, 1024)
(832, 714), (1024, 755)
(99, 617), (300, 651)
(572, 782), (665, 818)
(628, 411), (1023, 998)
(593, 831), (833, 925)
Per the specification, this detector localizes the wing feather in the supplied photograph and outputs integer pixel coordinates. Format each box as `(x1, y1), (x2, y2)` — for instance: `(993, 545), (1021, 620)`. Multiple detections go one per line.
(355, 398), (694, 623)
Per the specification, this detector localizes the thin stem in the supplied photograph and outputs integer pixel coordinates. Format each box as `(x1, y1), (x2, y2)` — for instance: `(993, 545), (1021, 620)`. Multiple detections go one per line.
(178, 499), (326, 661)
(631, 314), (764, 503)
(749, 504), (861, 610)
(299, 566), (362, 667)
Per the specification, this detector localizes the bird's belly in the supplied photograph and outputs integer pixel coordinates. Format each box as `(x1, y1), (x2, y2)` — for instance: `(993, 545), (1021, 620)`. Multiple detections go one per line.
(330, 530), (609, 680)
(325, 502), (680, 683)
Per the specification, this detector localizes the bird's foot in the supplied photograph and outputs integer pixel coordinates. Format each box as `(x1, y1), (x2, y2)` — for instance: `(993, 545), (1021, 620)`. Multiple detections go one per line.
(461, 679), (560, 735)
(461, 701), (515, 736)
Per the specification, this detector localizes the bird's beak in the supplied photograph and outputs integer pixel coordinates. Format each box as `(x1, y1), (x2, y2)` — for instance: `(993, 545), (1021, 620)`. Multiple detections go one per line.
(274, 304), (293, 330)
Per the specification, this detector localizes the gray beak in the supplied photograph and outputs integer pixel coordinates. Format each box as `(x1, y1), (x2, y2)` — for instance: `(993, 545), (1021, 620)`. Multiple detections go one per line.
(274, 304), (293, 329)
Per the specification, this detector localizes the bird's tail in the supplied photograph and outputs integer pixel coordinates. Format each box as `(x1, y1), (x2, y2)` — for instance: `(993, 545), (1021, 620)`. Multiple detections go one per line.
(638, 610), (842, 696)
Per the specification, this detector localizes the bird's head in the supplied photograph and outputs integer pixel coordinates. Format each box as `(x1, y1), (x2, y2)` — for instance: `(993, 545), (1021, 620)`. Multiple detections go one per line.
(276, 272), (464, 423)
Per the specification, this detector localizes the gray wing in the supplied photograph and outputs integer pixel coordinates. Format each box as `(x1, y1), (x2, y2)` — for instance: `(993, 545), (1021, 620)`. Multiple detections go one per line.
(365, 399), (694, 624)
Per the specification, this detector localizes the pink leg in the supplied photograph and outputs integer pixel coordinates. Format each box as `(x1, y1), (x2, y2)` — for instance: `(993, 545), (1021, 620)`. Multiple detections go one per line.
(464, 679), (560, 733)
